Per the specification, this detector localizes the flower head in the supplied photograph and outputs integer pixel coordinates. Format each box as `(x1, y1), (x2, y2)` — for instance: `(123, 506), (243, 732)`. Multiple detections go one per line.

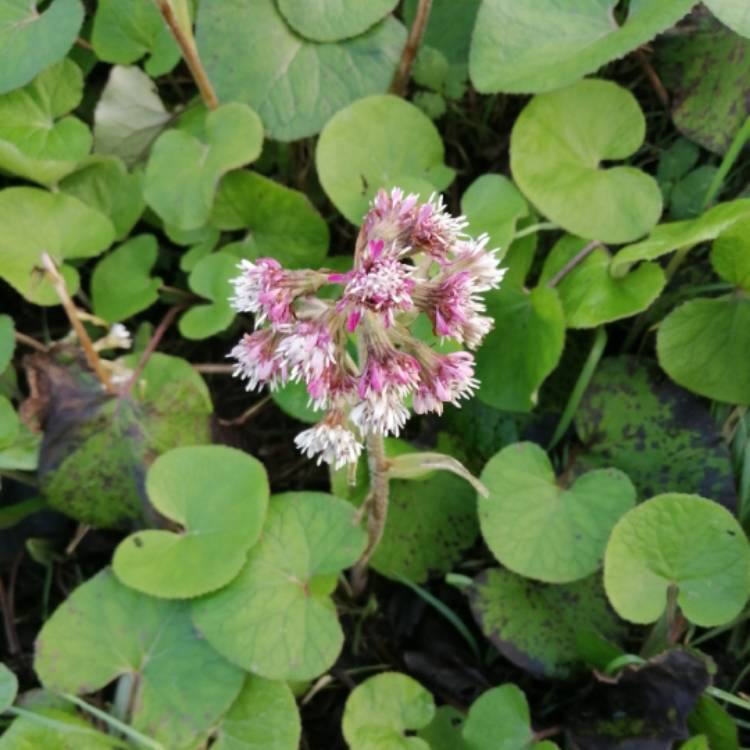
(413, 351), (479, 415)
(229, 329), (288, 391)
(295, 418), (363, 469)
(409, 194), (468, 261)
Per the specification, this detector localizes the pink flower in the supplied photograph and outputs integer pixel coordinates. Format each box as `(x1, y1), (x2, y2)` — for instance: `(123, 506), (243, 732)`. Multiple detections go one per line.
(449, 234), (506, 291)
(230, 258), (293, 326)
(364, 188), (419, 243)
(349, 393), (411, 437)
(276, 320), (336, 385)
(295, 417), (362, 469)
(413, 351), (479, 415)
(409, 194), (468, 261)
(306, 365), (357, 412)
(229, 329), (288, 391)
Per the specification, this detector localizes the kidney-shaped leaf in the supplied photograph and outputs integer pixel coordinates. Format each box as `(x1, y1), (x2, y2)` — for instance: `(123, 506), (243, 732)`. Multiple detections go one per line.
(0, 187), (114, 305)
(316, 94), (455, 224)
(469, 0), (694, 94)
(213, 675), (301, 750)
(539, 235), (665, 328)
(114, 446), (269, 599)
(479, 442), (636, 583)
(0, 59), (91, 186)
(705, 0), (750, 38)
(197, 0), (405, 141)
(657, 296), (750, 405)
(469, 569), (624, 679)
(211, 170), (329, 268)
(511, 79), (662, 243)
(193, 492), (366, 680)
(0, 0), (84, 95)
(35, 569), (244, 749)
(604, 494), (750, 626)
(145, 102), (263, 231)
(277, 0), (398, 42)
(0, 710), (117, 750)
(342, 672), (435, 750)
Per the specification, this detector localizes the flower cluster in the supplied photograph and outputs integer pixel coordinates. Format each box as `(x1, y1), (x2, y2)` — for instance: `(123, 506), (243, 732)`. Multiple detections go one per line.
(229, 188), (505, 469)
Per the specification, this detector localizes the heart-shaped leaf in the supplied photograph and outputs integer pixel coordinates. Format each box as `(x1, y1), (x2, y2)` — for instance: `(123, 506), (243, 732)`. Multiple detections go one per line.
(657, 16), (750, 155)
(179, 251), (238, 339)
(711, 216), (750, 291)
(196, 0), (405, 141)
(0, 710), (117, 749)
(463, 685), (537, 750)
(0, 59), (91, 186)
(211, 171), (329, 269)
(192, 492), (366, 680)
(461, 174), (529, 252)
(113, 445), (269, 599)
(316, 94), (455, 224)
(93, 66), (172, 167)
(469, 0), (694, 94)
(475, 283), (565, 412)
(144, 102), (263, 231)
(91, 234), (163, 323)
(342, 672), (435, 750)
(35, 569), (244, 749)
(36, 351), (212, 527)
(511, 79), (662, 243)
(604, 494), (750, 626)
(92, 0), (185, 76)
(0, 663), (17, 712)
(418, 707), (468, 750)
(277, 0), (398, 42)
(538, 235), (665, 328)
(59, 155), (145, 241)
(657, 296), (750, 405)
(611, 199), (750, 277)
(705, 0), (750, 38)
(0, 187), (115, 306)
(575, 357), (737, 509)
(213, 675), (301, 750)
(469, 569), (624, 679)
(331, 438), (479, 583)
(0, 0), (84, 95)
(479, 442), (636, 583)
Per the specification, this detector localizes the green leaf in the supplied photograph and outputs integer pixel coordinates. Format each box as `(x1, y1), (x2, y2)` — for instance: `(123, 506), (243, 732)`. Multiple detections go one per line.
(179, 251), (238, 339)
(331, 439), (479, 583)
(575, 356), (737, 508)
(342, 672), (435, 750)
(475, 283), (565, 412)
(418, 707), (468, 750)
(611, 199), (750, 277)
(469, 0), (694, 94)
(462, 684), (535, 750)
(92, 0), (185, 76)
(316, 94), (455, 224)
(688, 696), (740, 750)
(0, 422), (40, 472)
(404, 0), (480, 68)
(460, 174), (529, 252)
(272, 381), (320, 424)
(0, 187), (115, 306)
(510, 79), (662, 243)
(0, 59), (91, 186)
(276, 0), (398, 42)
(93, 65), (172, 168)
(469, 569), (624, 679)
(0, 709), (117, 750)
(0, 662), (17, 712)
(39, 352), (212, 527)
(603, 493), (750, 626)
(144, 103), (263, 231)
(670, 166), (719, 220)
(35, 569), (244, 749)
(0, 314), (15, 374)
(213, 675), (301, 750)
(538, 235), (665, 328)
(656, 296), (750, 405)
(705, 0), (750, 37)
(113, 445), (269, 599)
(658, 138), (700, 185)
(0, 0), (84, 95)
(59, 156), (145, 241)
(192, 492), (366, 680)
(657, 17), (750, 154)
(211, 171), (329, 269)
(0, 396), (19, 450)
(91, 234), (163, 323)
(479, 442), (636, 583)
(711, 216), (750, 291)
(196, 0), (405, 141)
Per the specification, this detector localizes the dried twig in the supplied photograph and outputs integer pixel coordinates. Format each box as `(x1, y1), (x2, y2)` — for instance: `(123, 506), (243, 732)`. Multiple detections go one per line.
(390, 0), (433, 97)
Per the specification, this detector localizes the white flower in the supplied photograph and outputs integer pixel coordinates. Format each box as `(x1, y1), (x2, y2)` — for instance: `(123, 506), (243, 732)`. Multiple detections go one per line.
(349, 393), (410, 436)
(295, 423), (363, 469)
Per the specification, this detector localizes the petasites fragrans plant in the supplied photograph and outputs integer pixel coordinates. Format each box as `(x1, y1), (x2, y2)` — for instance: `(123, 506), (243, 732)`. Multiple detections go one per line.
(228, 187), (502, 574)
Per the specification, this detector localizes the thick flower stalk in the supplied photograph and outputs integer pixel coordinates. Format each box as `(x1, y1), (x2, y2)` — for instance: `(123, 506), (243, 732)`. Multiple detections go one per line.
(229, 188), (504, 579)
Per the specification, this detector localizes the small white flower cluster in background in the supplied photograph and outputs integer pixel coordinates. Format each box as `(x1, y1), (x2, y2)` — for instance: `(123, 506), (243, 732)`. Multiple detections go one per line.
(229, 188), (506, 469)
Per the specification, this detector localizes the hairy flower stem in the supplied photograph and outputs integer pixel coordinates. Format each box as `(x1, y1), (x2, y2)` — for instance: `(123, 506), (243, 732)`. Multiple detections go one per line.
(41, 253), (115, 394)
(156, 0), (219, 110)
